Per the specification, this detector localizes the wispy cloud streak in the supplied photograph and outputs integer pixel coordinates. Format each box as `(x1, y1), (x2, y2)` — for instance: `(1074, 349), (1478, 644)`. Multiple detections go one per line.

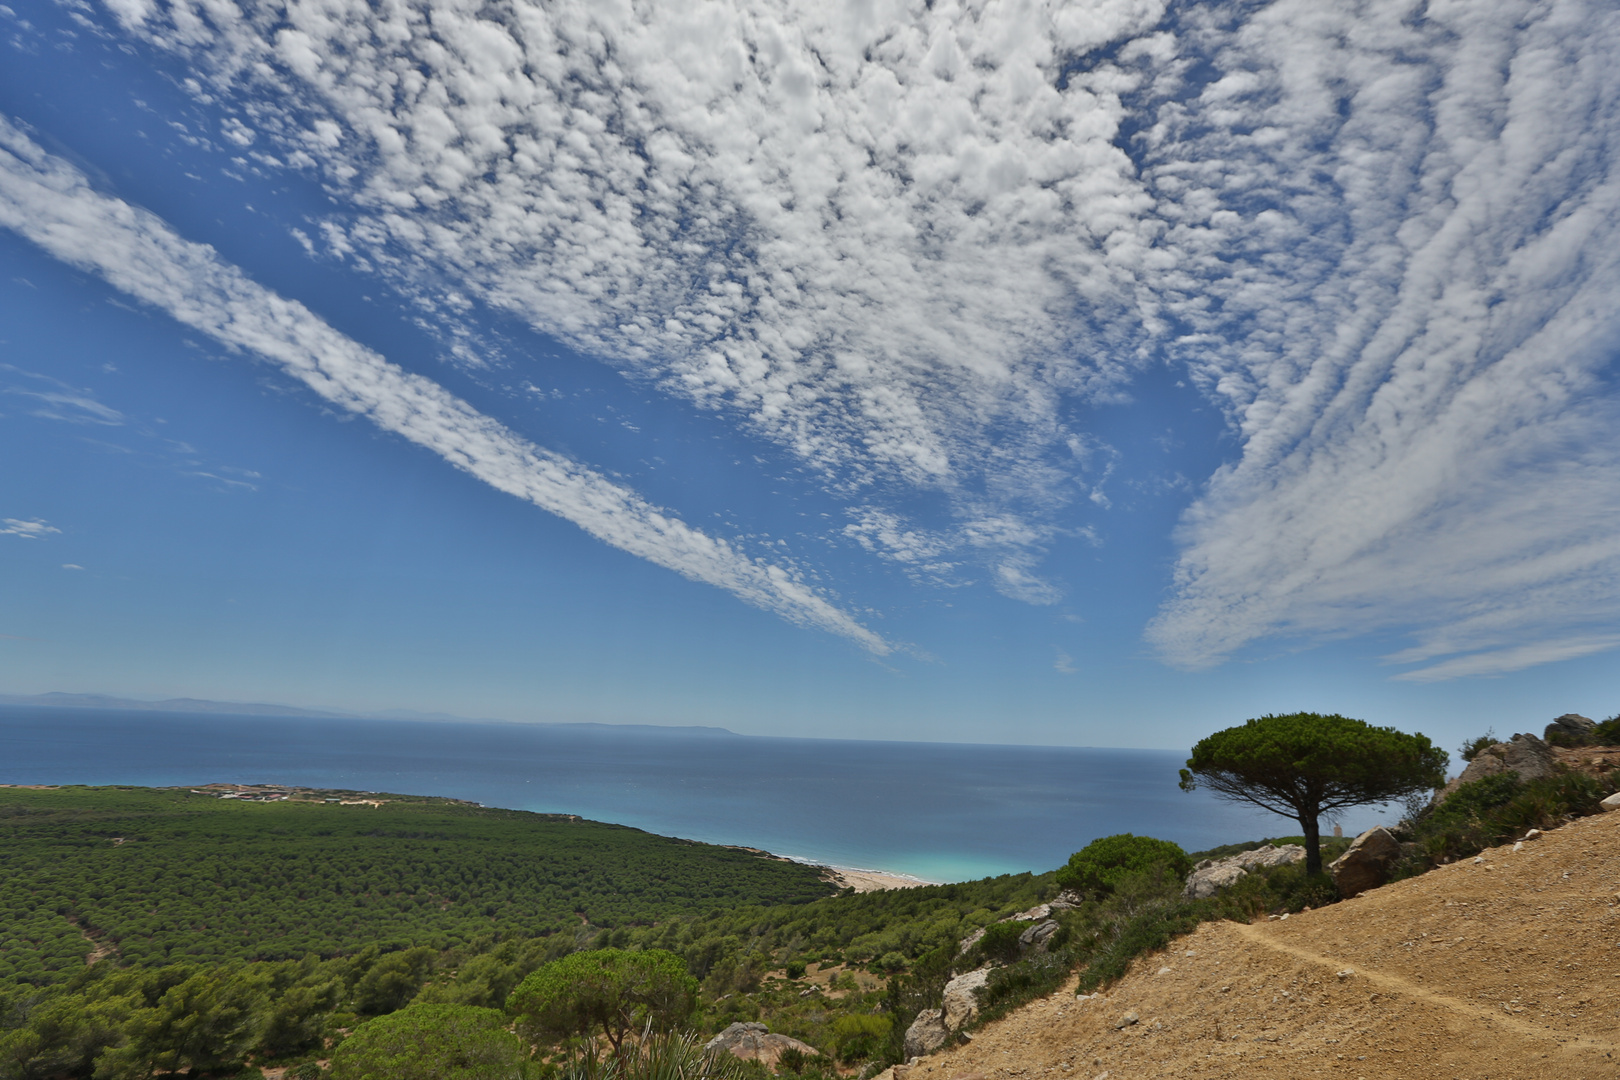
(0, 518), (60, 539)
(0, 116), (888, 653)
(1140, 0), (1620, 676)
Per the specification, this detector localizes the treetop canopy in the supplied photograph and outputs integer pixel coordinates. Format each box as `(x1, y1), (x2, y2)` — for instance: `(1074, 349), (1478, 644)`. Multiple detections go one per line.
(1179, 712), (1449, 818)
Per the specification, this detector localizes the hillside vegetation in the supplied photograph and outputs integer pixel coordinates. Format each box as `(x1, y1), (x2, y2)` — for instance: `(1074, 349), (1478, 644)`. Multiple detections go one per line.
(0, 786), (832, 984)
(894, 806), (1620, 1079)
(1, 747), (1614, 1080)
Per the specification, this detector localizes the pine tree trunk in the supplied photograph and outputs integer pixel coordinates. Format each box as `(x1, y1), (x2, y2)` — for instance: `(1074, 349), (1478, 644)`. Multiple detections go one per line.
(1300, 814), (1322, 876)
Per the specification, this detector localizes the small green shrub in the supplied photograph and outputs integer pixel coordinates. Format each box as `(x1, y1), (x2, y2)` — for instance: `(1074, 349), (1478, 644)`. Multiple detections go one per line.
(1396, 770), (1617, 873)
(783, 961), (806, 980)
(1249, 864), (1338, 912)
(1074, 899), (1210, 994)
(560, 1031), (760, 1080)
(828, 1014), (891, 1064)
(1592, 714), (1620, 746)
(776, 1048), (810, 1075)
(1054, 835), (1192, 898)
(975, 922), (1025, 964)
(1457, 731), (1497, 762)
(329, 1003), (530, 1080)
(978, 950), (1070, 1014)
(873, 952), (907, 974)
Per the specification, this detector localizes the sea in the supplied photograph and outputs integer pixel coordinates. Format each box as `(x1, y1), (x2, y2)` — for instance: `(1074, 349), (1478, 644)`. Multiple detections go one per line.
(0, 705), (1385, 882)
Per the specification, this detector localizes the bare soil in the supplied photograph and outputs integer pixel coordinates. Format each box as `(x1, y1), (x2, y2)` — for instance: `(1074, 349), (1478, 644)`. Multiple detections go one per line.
(902, 809), (1620, 1079)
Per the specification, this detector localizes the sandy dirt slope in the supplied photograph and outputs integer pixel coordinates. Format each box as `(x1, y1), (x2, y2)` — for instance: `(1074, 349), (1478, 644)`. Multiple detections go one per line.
(902, 810), (1620, 1079)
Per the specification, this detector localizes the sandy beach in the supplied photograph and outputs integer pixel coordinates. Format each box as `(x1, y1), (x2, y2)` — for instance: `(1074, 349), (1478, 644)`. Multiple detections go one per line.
(820, 865), (936, 892)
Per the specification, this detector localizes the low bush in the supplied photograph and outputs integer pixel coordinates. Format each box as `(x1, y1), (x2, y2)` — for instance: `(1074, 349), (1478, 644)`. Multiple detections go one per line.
(1592, 713), (1620, 746)
(828, 1014), (891, 1064)
(558, 1031), (763, 1080)
(329, 1003), (531, 1080)
(974, 923), (1025, 965)
(1457, 731), (1497, 762)
(1396, 770), (1618, 875)
(1054, 835), (1193, 898)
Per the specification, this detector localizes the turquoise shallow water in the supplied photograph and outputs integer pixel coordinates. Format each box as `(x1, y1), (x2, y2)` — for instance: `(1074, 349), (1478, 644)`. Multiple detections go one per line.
(0, 706), (1374, 881)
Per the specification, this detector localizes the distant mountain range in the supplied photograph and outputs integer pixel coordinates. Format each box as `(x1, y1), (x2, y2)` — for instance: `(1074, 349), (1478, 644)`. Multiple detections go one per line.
(0, 692), (738, 736)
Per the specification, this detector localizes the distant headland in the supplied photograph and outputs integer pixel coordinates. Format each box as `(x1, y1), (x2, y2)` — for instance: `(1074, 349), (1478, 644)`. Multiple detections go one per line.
(0, 692), (739, 736)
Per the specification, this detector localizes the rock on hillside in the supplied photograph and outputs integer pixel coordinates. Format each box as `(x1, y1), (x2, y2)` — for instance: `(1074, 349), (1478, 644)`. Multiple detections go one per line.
(1435, 732), (1558, 802)
(1326, 826), (1399, 898)
(942, 967), (992, 1029)
(1182, 844), (1304, 899)
(1545, 713), (1597, 742)
(893, 807), (1620, 1079)
(704, 1023), (820, 1067)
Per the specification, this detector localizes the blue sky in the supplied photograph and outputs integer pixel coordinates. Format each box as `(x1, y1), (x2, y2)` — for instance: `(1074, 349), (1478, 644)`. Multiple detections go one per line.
(2, 0), (1617, 754)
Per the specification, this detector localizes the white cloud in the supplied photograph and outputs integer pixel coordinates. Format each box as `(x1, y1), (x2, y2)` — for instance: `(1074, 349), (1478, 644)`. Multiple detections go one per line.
(0, 116), (888, 654)
(1139, 0), (1620, 677)
(41, 0), (1620, 676)
(104, 0), (1168, 584)
(1391, 635), (1620, 684)
(61, 563), (84, 570)
(0, 518), (60, 539)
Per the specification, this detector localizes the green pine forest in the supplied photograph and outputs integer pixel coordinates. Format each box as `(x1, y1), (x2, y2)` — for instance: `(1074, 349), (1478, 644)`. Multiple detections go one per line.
(1, 760), (1614, 1080)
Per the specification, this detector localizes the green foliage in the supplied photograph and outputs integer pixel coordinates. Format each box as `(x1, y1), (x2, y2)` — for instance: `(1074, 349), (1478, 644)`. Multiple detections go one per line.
(1396, 771), (1618, 872)
(507, 950), (697, 1052)
(1073, 899), (1209, 994)
(0, 782), (1414, 1080)
(329, 1003), (530, 1080)
(353, 947), (436, 1015)
(1053, 835), (1192, 898)
(974, 922), (1026, 965)
(617, 871), (1054, 986)
(0, 786), (833, 987)
(558, 1030), (761, 1080)
(1457, 731), (1497, 762)
(1592, 714), (1620, 746)
(877, 944), (953, 1064)
(977, 949), (1070, 1014)
(827, 1014), (890, 1064)
(1180, 713), (1448, 873)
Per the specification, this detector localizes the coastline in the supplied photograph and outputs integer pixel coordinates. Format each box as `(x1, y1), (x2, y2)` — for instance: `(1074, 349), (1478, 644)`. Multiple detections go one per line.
(816, 864), (938, 893)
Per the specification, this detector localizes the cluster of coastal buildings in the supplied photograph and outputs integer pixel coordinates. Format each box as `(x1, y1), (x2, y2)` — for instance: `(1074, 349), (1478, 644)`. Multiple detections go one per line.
(189, 783), (383, 806)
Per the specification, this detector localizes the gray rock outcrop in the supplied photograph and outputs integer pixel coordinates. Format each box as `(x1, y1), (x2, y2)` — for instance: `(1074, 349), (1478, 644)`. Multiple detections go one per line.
(1329, 827), (1401, 898)
(1545, 713), (1596, 742)
(704, 1023), (820, 1067)
(941, 967), (991, 1029)
(1435, 733), (1559, 803)
(1018, 919), (1059, 951)
(903, 1009), (950, 1058)
(1182, 844), (1305, 899)
(956, 926), (986, 954)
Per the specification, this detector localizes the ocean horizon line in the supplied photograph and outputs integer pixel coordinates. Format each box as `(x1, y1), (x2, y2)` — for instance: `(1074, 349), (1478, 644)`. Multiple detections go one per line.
(0, 696), (1174, 754)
